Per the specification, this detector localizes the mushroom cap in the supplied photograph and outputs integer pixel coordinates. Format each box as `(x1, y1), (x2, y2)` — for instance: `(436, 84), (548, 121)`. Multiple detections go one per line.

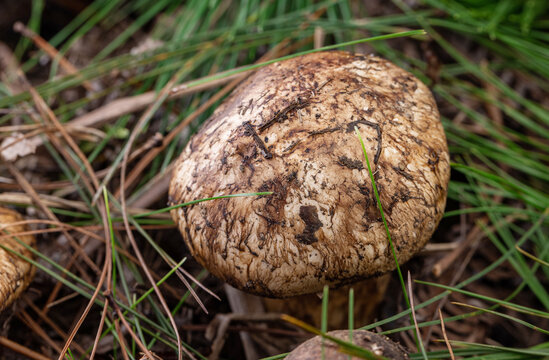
(169, 51), (450, 298)
(0, 207), (35, 312)
(285, 330), (409, 360)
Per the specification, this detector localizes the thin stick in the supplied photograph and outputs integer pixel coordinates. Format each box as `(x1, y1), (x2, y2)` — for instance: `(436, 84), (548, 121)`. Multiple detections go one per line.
(57, 186), (112, 360)
(18, 310), (64, 354)
(13, 21), (94, 92)
(68, 72), (245, 129)
(0, 336), (51, 360)
(89, 297), (110, 360)
(438, 309), (455, 360)
(407, 272), (427, 359)
(42, 240), (95, 315)
(113, 316), (131, 360)
(24, 298), (87, 355)
(56, 245), (108, 359)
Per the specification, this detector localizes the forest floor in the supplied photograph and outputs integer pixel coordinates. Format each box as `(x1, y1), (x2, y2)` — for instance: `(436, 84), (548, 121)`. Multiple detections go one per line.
(0, 1), (548, 359)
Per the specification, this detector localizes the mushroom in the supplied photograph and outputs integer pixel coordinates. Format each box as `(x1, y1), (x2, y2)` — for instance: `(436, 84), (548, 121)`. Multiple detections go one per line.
(0, 207), (35, 312)
(261, 276), (390, 329)
(285, 329), (409, 360)
(169, 50), (450, 298)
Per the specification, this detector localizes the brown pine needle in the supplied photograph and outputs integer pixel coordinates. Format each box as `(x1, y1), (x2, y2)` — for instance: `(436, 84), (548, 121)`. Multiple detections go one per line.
(13, 22), (94, 92)
(56, 196), (112, 360)
(0, 336), (51, 360)
(18, 310), (64, 355)
(407, 271), (427, 358)
(438, 309), (455, 360)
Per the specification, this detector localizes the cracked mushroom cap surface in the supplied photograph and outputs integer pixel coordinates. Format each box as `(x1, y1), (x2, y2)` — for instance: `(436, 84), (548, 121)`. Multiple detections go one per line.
(285, 330), (409, 360)
(169, 51), (450, 298)
(0, 207), (35, 312)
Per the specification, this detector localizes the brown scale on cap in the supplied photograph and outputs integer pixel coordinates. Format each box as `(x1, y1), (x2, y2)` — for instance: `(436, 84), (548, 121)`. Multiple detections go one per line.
(169, 51), (450, 298)
(0, 207), (36, 312)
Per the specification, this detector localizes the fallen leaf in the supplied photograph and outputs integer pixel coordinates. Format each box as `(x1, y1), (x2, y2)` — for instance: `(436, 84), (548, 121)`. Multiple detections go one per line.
(1, 133), (41, 162)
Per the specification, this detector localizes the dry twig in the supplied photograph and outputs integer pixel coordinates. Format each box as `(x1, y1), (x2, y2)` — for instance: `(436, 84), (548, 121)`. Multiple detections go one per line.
(13, 21), (94, 92)
(438, 308), (455, 360)
(0, 336), (51, 360)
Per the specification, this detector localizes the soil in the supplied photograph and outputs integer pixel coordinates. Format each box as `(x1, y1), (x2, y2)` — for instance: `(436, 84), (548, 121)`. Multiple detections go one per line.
(0, 2), (547, 360)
